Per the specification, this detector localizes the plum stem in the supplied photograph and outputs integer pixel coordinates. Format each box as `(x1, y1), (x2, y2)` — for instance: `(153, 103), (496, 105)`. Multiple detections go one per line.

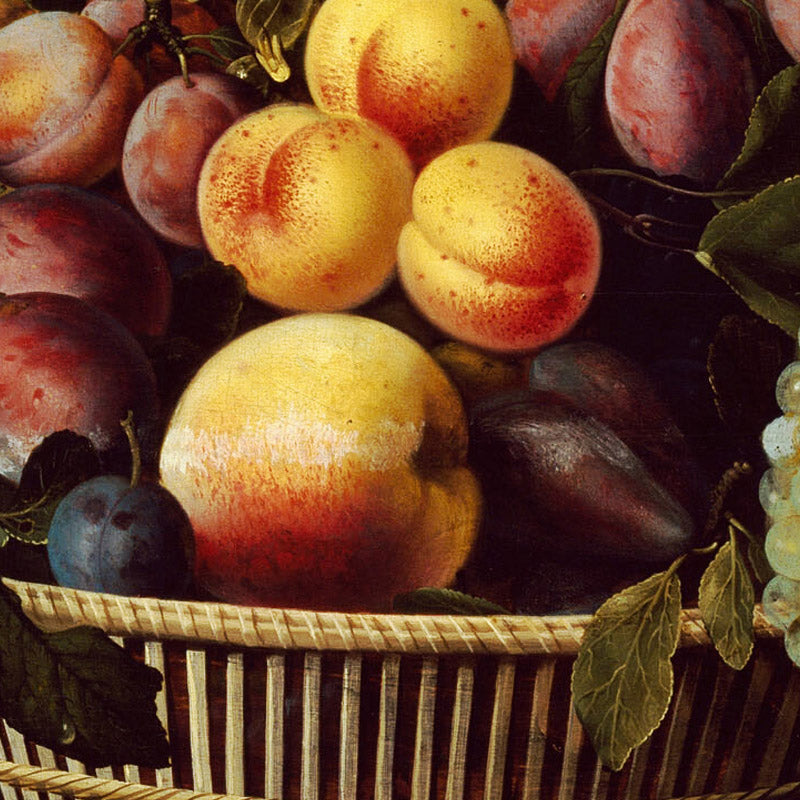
(703, 462), (753, 543)
(120, 411), (142, 489)
(570, 168), (753, 201)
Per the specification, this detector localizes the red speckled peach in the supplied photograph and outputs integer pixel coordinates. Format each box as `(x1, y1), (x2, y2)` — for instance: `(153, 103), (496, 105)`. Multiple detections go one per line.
(505, 0), (616, 101)
(197, 103), (415, 312)
(397, 141), (602, 354)
(123, 73), (262, 248)
(604, 0), (756, 184)
(304, 0), (515, 168)
(0, 12), (144, 187)
(764, 0), (800, 62)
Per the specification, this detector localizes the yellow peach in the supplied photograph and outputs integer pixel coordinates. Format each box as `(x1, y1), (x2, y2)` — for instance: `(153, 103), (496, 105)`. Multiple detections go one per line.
(397, 141), (602, 353)
(158, 313), (482, 611)
(304, 0), (515, 168)
(197, 103), (414, 311)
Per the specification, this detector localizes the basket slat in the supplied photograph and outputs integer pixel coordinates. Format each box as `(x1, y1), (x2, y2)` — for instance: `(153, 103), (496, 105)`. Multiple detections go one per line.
(622, 729), (652, 800)
(225, 653), (245, 796)
(485, 658), (515, 799)
(3, 723), (37, 800)
(374, 654), (400, 800)
(410, 657), (437, 800)
(35, 744), (60, 800)
(557, 703), (586, 800)
(144, 641), (173, 788)
(338, 654), (362, 800)
(264, 654), (285, 800)
(187, 649), (213, 793)
(301, 652), (321, 800)
(444, 659), (474, 800)
(521, 658), (556, 800)
(756, 665), (800, 788)
(589, 762), (611, 800)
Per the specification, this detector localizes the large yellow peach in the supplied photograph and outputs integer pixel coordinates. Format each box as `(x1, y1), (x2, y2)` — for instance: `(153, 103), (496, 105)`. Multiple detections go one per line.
(304, 0), (515, 168)
(397, 141), (602, 353)
(158, 313), (482, 611)
(197, 103), (415, 311)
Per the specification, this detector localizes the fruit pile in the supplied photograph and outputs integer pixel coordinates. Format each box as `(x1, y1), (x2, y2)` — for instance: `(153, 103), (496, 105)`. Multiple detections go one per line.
(0, 0), (796, 620)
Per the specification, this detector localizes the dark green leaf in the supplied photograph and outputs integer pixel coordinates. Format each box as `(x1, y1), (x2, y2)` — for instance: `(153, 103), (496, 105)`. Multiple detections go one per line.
(554, 0), (628, 169)
(695, 177), (800, 336)
(393, 588), (511, 616)
(716, 65), (800, 205)
(698, 534), (755, 670)
(0, 582), (169, 767)
(207, 25), (252, 61)
(707, 314), (794, 435)
(571, 569), (681, 771)
(0, 432), (101, 545)
(747, 535), (774, 586)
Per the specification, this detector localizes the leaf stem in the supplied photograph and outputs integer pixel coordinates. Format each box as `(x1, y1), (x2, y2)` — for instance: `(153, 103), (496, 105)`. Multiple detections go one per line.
(570, 168), (753, 200)
(121, 412), (141, 489)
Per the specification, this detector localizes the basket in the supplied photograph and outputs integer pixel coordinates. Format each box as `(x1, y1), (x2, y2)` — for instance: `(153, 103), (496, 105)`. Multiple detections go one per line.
(0, 579), (797, 800)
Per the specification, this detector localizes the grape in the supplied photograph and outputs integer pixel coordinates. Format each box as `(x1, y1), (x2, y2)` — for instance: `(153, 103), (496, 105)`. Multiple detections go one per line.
(764, 514), (800, 580)
(761, 414), (800, 468)
(762, 574), (800, 630)
(760, 467), (793, 517)
(776, 361), (800, 414)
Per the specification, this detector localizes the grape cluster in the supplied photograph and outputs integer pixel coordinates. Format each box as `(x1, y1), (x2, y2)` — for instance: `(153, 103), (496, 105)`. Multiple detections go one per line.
(760, 352), (800, 662)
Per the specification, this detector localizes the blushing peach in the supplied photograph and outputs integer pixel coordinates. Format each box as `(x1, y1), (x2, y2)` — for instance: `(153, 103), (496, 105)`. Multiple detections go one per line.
(304, 0), (515, 168)
(82, 0), (222, 85)
(0, 12), (144, 187)
(604, 0), (756, 184)
(396, 141), (601, 354)
(0, 184), (171, 338)
(764, 0), (800, 62)
(0, 0), (32, 30)
(158, 312), (482, 611)
(197, 103), (414, 311)
(123, 73), (262, 247)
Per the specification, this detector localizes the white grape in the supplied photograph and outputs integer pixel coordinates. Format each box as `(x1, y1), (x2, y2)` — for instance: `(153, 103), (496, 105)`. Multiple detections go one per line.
(760, 467), (793, 517)
(765, 514), (800, 580)
(762, 414), (800, 468)
(762, 574), (800, 630)
(777, 361), (800, 414)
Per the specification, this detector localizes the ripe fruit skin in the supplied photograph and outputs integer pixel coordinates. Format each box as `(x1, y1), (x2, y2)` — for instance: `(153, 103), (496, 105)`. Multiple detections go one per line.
(764, 0), (800, 62)
(197, 103), (414, 312)
(0, 184), (172, 338)
(396, 141), (602, 353)
(304, 0), (515, 168)
(604, 0), (756, 184)
(123, 74), (262, 248)
(0, 292), (159, 484)
(158, 313), (482, 611)
(47, 475), (194, 597)
(505, 0), (616, 101)
(0, 12), (144, 187)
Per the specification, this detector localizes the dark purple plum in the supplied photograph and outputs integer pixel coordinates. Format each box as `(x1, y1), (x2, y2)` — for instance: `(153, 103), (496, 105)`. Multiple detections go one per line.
(47, 475), (194, 597)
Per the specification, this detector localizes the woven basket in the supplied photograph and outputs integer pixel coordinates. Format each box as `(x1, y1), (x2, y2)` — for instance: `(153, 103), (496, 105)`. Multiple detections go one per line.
(0, 578), (797, 800)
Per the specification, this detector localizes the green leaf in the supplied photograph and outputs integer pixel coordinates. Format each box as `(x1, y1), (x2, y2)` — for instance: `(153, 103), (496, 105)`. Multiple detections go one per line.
(0, 582), (169, 767)
(207, 25), (252, 61)
(698, 534), (755, 670)
(571, 568), (681, 771)
(554, 0), (628, 169)
(747, 536), (774, 586)
(392, 588), (511, 616)
(0, 431), (101, 545)
(716, 65), (800, 205)
(695, 177), (800, 336)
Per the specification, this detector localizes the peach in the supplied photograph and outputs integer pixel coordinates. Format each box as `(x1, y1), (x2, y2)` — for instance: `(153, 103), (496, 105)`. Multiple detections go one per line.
(505, 0), (616, 101)
(0, 12), (144, 187)
(396, 141), (602, 354)
(123, 73), (262, 248)
(304, 0), (515, 168)
(765, 0), (800, 62)
(158, 313), (482, 611)
(0, 0), (32, 30)
(82, 0), (222, 85)
(604, 0), (756, 184)
(0, 292), (160, 484)
(197, 103), (415, 311)
(0, 184), (172, 338)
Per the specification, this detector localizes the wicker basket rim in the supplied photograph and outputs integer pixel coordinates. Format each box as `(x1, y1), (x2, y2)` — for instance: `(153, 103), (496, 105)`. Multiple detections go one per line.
(5, 578), (781, 655)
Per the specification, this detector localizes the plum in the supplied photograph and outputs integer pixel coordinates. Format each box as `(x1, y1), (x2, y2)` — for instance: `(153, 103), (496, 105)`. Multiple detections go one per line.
(764, 0), (800, 62)
(0, 292), (160, 483)
(0, 184), (171, 338)
(604, 0), (756, 184)
(467, 391), (697, 568)
(47, 474), (194, 597)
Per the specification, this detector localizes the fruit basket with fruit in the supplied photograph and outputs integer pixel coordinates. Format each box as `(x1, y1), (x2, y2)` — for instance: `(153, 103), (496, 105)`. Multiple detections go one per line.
(2, 0), (800, 797)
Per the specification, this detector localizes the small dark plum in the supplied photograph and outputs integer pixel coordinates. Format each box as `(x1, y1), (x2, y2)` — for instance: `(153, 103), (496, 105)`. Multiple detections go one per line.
(47, 475), (194, 597)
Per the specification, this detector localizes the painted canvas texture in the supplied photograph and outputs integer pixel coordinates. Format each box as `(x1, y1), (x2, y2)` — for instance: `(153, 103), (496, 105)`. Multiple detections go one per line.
(1, 0), (800, 796)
